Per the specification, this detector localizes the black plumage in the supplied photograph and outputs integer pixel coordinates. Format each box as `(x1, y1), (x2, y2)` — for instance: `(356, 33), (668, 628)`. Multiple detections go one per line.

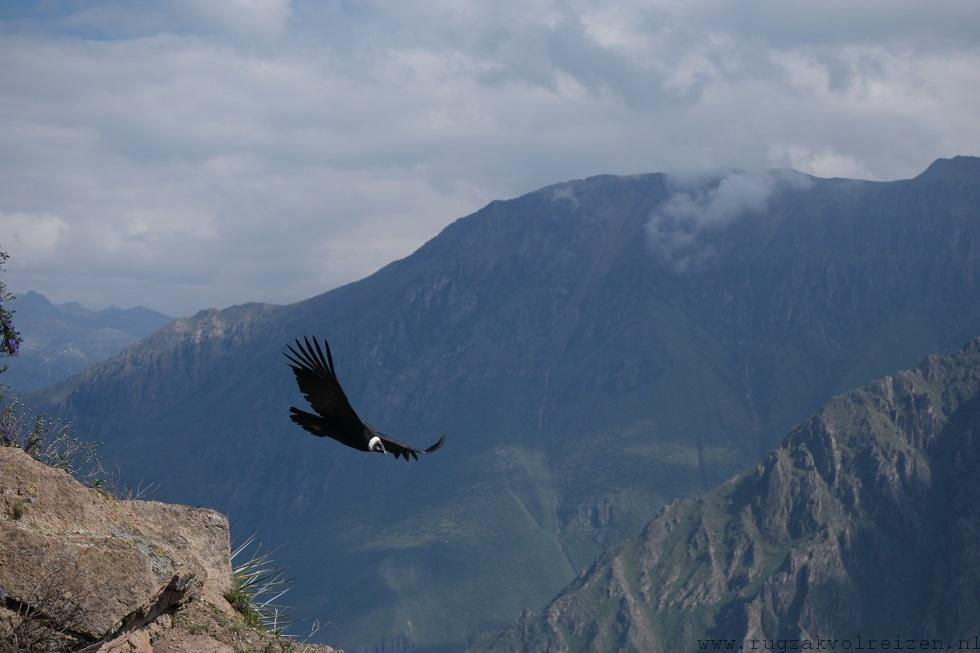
(284, 336), (446, 461)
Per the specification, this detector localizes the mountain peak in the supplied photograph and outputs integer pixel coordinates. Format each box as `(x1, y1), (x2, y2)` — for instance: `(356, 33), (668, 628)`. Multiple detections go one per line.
(915, 155), (980, 182)
(14, 290), (56, 308)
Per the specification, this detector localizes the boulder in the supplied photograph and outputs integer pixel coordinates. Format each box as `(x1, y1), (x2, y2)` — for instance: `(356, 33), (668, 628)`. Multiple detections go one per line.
(0, 446), (340, 652)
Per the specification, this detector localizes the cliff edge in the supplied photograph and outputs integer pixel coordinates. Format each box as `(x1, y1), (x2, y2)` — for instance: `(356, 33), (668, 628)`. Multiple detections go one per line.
(0, 446), (341, 652)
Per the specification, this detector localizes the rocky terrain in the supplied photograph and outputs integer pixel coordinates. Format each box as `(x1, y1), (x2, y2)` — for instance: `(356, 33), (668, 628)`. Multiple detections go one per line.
(0, 446), (340, 653)
(29, 156), (980, 651)
(471, 338), (980, 652)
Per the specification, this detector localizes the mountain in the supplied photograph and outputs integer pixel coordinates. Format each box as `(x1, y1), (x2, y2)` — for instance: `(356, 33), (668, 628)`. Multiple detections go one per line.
(470, 338), (980, 652)
(30, 156), (980, 652)
(2, 291), (173, 391)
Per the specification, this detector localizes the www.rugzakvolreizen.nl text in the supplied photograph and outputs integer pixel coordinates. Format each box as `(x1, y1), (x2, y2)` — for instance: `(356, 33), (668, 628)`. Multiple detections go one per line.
(697, 636), (980, 651)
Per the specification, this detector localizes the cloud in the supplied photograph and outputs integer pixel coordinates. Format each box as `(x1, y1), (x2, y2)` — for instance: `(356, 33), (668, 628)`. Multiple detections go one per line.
(0, 213), (68, 267)
(172, 0), (294, 38)
(0, 1), (978, 313)
(549, 185), (579, 206)
(646, 170), (811, 270)
(767, 145), (870, 179)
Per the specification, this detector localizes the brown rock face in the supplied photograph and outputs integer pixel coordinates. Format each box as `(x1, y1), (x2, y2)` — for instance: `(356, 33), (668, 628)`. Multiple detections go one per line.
(0, 446), (231, 644)
(0, 447), (342, 653)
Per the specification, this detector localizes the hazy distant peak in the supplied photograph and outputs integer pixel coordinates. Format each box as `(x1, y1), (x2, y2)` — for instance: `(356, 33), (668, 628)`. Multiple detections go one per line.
(11, 291), (171, 321)
(15, 290), (56, 308)
(2, 291), (175, 391)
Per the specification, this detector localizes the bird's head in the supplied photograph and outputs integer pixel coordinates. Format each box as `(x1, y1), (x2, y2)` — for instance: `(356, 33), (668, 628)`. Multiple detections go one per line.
(367, 434), (387, 455)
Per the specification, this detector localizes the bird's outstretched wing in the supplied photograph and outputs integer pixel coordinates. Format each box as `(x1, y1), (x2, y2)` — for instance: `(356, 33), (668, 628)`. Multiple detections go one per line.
(284, 336), (364, 436)
(380, 434), (446, 461)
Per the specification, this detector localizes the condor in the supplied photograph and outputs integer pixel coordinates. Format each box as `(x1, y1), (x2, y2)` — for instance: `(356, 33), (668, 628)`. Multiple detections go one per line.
(284, 336), (446, 461)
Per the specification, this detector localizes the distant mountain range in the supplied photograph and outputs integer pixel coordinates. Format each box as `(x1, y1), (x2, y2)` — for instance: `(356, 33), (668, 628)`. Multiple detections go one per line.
(3, 291), (172, 391)
(30, 156), (980, 652)
(472, 338), (980, 652)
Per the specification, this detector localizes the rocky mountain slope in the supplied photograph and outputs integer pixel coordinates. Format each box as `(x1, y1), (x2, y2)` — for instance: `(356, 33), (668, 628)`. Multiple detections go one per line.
(471, 338), (980, 652)
(0, 445), (340, 652)
(3, 291), (172, 391)
(29, 157), (980, 652)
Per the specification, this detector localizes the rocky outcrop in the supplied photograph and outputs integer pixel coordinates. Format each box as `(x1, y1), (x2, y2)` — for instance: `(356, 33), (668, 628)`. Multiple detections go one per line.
(0, 446), (341, 652)
(471, 339), (980, 652)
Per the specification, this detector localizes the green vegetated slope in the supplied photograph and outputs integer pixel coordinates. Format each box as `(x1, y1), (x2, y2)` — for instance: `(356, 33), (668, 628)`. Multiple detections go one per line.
(29, 156), (980, 652)
(472, 338), (980, 652)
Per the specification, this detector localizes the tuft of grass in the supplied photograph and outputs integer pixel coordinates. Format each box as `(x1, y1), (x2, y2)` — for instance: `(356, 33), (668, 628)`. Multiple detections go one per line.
(225, 535), (292, 635)
(11, 498), (26, 520)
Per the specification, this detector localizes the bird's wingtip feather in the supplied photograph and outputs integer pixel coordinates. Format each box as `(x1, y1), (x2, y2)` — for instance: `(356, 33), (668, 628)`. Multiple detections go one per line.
(424, 434), (447, 454)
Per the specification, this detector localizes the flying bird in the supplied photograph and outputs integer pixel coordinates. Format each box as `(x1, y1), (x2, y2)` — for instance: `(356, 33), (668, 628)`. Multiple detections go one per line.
(284, 336), (446, 461)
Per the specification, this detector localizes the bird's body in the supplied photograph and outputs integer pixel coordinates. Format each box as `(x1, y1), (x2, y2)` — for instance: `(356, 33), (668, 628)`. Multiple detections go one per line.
(284, 336), (445, 461)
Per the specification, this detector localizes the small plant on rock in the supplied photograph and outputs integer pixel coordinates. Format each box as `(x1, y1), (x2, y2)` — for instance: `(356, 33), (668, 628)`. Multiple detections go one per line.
(225, 535), (292, 635)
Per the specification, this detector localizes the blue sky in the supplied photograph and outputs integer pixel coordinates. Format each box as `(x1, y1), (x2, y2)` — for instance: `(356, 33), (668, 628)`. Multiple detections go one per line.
(2, 0), (979, 315)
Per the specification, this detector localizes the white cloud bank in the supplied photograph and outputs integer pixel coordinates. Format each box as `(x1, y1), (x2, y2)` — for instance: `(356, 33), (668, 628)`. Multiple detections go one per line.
(646, 170), (811, 270)
(0, 1), (978, 313)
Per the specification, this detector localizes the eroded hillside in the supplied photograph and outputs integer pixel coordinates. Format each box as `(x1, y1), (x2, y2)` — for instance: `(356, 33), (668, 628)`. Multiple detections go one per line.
(472, 338), (980, 652)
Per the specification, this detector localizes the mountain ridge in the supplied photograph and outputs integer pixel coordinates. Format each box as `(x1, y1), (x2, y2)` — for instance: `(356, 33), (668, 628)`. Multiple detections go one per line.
(28, 156), (980, 652)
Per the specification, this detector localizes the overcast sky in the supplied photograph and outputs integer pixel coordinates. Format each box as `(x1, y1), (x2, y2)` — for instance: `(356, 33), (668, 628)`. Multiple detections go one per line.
(2, 1), (979, 316)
